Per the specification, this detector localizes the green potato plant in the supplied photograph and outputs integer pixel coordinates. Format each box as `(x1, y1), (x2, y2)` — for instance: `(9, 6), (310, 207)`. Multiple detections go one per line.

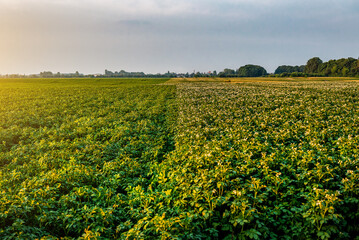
(0, 78), (358, 239)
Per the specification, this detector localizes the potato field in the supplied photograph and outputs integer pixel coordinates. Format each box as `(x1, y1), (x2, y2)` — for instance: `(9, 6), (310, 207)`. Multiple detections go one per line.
(0, 78), (358, 239)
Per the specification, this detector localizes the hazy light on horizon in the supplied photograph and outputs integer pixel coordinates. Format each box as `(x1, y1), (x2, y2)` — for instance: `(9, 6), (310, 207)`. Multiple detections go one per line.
(0, 0), (358, 74)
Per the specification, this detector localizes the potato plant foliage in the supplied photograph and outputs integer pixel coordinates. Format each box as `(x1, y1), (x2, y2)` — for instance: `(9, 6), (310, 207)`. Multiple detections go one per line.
(0, 78), (358, 239)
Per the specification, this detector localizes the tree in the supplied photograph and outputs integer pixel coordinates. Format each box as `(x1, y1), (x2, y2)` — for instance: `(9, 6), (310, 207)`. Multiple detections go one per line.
(274, 65), (305, 74)
(342, 67), (349, 76)
(238, 65), (267, 77)
(218, 68), (236, 77)
(224, 68), (236, 76)
(194, 72), (202, 78)
(331, 66), (337, 75)
(105, 69), (113, 76)
(40, 71), (53, 78)
(305, 57), (323, 74)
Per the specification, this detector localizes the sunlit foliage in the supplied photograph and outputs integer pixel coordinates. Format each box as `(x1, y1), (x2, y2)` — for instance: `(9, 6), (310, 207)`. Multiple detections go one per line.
(0, 78), (358, 239)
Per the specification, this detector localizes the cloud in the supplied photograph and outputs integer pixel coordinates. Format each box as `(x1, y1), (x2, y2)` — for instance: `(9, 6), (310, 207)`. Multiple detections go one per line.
(0, 0), (358, 74)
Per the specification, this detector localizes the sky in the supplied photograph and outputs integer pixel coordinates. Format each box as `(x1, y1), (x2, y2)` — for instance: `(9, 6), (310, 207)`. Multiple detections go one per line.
(0, 0), (358, 74)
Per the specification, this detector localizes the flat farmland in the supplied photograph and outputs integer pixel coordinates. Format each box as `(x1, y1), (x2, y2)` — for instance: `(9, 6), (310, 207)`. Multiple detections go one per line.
(0, 78), (358, 239)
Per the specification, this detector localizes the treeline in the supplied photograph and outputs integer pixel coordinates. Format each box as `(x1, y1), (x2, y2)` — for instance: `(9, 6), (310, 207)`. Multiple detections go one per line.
(190, 65), (267, 78)
(194, 57), (359, 78)
(217, 65), (267, 77)
(40, 71), (83, 78)
(1, 71), (85, 78)
(304, 57), (359, 77)
(273, 57), (359, 77)
(1, 57), (358, 78)
(103, 69), (179, 78)
(274, 65), (305, 75)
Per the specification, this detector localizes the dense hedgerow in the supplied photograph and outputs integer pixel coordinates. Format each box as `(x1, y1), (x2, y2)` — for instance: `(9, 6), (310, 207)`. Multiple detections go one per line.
(0, 78), (358, 239)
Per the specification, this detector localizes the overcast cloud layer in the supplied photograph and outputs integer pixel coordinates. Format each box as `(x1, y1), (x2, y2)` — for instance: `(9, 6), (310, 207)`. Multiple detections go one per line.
(0, 0), (358, 74)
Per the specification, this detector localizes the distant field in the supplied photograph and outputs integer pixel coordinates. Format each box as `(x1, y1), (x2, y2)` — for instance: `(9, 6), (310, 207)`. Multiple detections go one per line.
(167, 76), (359, 83)
(1, 78), (358, 239)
